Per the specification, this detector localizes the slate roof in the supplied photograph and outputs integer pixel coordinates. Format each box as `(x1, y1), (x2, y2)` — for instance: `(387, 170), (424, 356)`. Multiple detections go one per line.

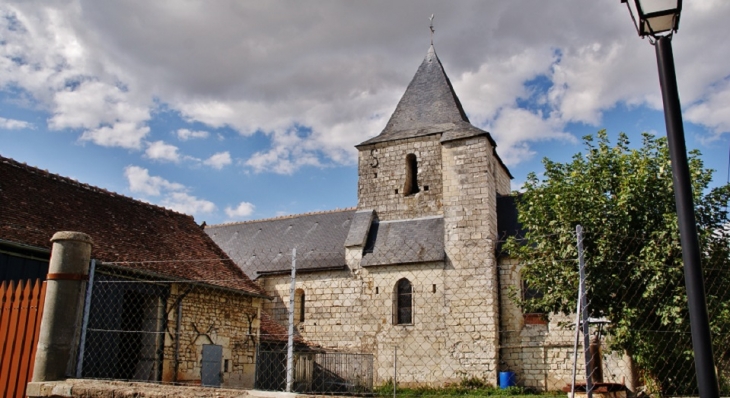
(363, 45), (470, 142)
(344, 210), (374, 247)
(357, 46), (484, 145)
(206, 209), (356, 279)
(0, 156), (266, 296)
(357, 45), (513, 178)
(360, 216), (444, 267)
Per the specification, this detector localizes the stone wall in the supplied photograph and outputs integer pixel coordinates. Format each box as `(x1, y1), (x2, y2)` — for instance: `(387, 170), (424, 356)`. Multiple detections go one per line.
(260, 262), (496, 387)
(259, 269), (363, 350)
(494, 159), (512, 196)
(357, 135), (443, 221)
(498, 256), (635, 391)
(162, 284), (262, 389)
(441, 135), (501, 384)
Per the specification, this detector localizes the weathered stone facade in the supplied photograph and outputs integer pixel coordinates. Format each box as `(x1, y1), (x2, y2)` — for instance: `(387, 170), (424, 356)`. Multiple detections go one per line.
(208, 44), (634, 391)
(358, 136), (444, 221)
(162, 284), (263, 389)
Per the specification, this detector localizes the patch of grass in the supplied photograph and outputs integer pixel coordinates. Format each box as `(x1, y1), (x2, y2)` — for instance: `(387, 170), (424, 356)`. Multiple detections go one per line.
(374, 377), (560, 397)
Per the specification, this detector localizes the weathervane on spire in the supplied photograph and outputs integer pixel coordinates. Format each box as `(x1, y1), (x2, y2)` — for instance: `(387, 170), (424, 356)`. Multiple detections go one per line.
(429, 14), (435, 45)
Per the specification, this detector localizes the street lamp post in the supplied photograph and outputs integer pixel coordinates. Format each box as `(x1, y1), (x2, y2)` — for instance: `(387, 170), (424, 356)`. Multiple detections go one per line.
(621, 1), (720, 397)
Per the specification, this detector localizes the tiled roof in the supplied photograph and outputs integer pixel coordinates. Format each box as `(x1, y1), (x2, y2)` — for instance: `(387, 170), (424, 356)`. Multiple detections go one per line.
(206, 209), (355, 279)
(0, 156), (266, 296)
(360, 216), (445, 267)
(259, 311), (305, 344)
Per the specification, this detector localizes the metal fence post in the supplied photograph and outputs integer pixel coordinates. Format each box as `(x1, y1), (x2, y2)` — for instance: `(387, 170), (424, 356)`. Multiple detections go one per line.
(286, 248), (297, 392)
(75, 259), (96, 378)
(577, 225), (593, 398)
(570, 249), (583, 398)
(393, 346), (397, 398)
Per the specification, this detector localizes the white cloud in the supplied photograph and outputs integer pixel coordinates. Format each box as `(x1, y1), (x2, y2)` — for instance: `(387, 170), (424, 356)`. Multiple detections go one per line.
(0, 117), (32, 130)
(454, 48), (556, 126)
(145, 140), (181, 162)
(124, 165), (215, 216)
(124, 165), (185, 196)
(80, 122), (149, 150)
(2, 0), (730, 176)
(244, 129), (323, 174)
(488, 107), (577, 166)
(546, 41), (657, 126)
(203, 151), (232, 169)
(161, 192), (216, 215)
(49, 80), (149, 131)
(1, 5), (152, 150)
(225, 201), (255, 219)
(685, 79), (730, 139)
(175, 128), (209, 141)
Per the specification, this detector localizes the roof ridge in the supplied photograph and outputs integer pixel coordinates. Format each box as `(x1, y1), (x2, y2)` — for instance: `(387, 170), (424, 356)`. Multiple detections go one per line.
(0, 155), (192, 219)
(208, 206), (357, 228)
(377, 215), (444, 224)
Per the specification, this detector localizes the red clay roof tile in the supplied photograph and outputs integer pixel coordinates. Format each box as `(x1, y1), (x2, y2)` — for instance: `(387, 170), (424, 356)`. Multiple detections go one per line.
(0, 156), (266, 296)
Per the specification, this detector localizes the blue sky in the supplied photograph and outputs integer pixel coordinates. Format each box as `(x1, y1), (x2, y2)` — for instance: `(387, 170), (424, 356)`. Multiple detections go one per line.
(1, 1), (728, 225)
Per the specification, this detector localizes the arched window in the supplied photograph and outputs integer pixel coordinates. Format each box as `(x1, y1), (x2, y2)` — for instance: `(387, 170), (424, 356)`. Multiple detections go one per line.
(403, 154), (419, 196)
(294, 289), (305, 323)
(395, 278), (413, 324)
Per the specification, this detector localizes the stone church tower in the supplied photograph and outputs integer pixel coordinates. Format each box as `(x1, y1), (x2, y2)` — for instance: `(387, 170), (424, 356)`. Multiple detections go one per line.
(346, 44), (513, 384)
(208, 44), (518, 387)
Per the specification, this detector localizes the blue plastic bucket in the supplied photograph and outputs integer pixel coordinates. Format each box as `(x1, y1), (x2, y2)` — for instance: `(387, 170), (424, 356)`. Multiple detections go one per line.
(499, 371), (516, 388)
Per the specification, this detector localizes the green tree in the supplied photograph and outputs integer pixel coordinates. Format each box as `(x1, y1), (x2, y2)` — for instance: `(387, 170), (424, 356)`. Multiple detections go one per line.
(504, 130), (730, 395)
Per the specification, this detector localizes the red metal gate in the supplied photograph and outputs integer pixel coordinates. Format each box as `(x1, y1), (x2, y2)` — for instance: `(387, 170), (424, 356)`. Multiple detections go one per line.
(0, 280), (46, 398)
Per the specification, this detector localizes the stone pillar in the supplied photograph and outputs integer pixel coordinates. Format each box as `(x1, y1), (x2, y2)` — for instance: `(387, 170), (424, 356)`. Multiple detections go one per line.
(31, 231), (93, 382)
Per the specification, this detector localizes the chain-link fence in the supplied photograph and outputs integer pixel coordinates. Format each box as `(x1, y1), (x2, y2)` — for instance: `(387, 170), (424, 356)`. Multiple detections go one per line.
(500, 226), (730, 397)
(72, 229), (729, 397)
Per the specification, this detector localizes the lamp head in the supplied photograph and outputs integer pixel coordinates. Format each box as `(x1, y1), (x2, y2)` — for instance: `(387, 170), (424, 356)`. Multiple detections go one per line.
(622, 0), (682, 38)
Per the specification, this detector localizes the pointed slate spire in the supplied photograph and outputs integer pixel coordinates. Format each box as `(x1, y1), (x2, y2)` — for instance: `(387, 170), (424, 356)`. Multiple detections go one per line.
(359, 45), (485, 146)
(388, 45), (469, 130)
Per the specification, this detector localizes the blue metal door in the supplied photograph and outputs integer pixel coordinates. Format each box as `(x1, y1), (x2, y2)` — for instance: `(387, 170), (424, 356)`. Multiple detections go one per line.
(201, 344), (222, 387)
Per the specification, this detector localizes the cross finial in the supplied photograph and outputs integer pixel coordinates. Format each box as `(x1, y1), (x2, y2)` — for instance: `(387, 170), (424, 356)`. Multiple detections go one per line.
(429, 14), (435, 45)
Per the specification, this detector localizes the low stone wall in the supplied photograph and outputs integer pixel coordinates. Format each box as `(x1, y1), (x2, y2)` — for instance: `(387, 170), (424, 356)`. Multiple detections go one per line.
(27, 379), (254, 398)
(26, 379), (341, 398)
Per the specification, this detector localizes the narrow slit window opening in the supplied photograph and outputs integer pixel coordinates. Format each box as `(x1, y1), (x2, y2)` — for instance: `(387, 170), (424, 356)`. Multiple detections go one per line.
(395, 278), (413, 325)
(294, 289), (305, 323)
(403, 154), (419, 196)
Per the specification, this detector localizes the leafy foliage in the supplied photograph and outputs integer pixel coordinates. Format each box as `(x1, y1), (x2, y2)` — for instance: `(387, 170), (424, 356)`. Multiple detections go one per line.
(504, 131), (730, 395)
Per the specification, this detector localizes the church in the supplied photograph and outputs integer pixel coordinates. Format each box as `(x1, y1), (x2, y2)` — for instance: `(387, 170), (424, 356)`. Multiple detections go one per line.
(206, 45), (633, 390)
